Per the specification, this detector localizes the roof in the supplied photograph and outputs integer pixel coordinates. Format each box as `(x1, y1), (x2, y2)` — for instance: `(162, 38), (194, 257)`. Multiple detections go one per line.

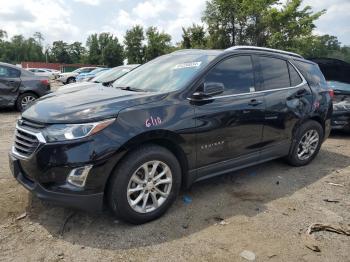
(225, 46), (303, 58)
(171, 49), (222, 56)
(0, 62), (21, 69)
(171, 46), (304, 60)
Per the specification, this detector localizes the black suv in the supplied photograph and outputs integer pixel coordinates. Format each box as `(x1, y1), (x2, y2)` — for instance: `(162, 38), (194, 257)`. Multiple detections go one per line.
(9, 47), (332, 224)
(0, 62), (51, 111)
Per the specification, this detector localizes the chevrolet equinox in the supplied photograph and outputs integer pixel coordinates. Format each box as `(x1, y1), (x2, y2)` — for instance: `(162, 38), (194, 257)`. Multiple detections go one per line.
(9, 46), (333, 224)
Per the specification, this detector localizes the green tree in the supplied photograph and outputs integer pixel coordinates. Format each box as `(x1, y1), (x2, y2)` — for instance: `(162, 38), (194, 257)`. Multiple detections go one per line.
(101, 37), (124, 66)
(86, 33), (124, 66)
(0, 29), (7, 40)
(202, 0), (325, 50)
(144, 26), (172, 61)
(68, 42), (86, 63)
(181, 24), (207, 48)
(86, 34), (101, 64)
(124, 25), (145, 64)
(264, 0), (325, 52)
(50, 41), (72, 63)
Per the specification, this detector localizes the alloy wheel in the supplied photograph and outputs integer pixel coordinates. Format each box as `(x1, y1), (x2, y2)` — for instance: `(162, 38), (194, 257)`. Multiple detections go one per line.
(21, 95), (36, 109)
(297, 129), (319, 161)
(127, 160), (172, 213)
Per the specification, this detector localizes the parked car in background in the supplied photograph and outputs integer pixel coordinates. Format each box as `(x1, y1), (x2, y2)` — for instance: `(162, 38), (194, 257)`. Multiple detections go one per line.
(58, 65), (139, 91)
(0, 62), (50, 111)
(26, 68), (59, 79)
(9, 47), (332, 224)
(57, 67), (98, 84)
(90, 64), (139, 85)
(310, 58), (350, 132)
(43, 68), (61, 78)
(76, 67), (109, 82)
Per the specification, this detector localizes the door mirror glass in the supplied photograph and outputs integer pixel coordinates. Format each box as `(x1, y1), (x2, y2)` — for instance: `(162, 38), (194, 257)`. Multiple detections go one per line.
(192, 82), (224, 100)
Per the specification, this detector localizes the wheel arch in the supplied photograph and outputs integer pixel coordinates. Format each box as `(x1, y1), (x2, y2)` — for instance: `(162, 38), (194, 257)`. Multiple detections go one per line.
(292, 116), (325, 140)
(104, 130), (190, 198)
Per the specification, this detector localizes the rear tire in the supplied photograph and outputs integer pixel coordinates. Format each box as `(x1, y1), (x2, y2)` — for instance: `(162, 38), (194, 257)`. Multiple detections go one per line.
(107, 145), (182, 224)
(287, 120), (323, 166)
(16, 93), (38, 112)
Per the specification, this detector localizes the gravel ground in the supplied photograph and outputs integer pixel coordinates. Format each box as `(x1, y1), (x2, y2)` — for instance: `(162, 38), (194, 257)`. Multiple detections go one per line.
(0, 85), (349, 261)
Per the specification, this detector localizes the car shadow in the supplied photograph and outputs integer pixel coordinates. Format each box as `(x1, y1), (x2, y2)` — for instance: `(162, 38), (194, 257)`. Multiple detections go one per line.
(27, 147), (350, 250)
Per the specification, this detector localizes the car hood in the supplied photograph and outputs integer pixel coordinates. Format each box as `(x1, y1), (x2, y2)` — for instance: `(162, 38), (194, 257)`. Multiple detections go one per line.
(22, 83), (167, 124)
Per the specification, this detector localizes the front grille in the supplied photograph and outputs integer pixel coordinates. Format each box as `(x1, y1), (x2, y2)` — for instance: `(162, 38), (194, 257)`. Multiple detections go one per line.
(13, 119), (46, 158)
(14, 129), (40, 157)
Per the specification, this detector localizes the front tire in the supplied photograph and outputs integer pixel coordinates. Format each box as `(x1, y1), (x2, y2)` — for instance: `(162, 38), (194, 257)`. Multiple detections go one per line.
(287, 120), (323, 166)
(107, 145), (182, 224)
(66, 77), (76, 84)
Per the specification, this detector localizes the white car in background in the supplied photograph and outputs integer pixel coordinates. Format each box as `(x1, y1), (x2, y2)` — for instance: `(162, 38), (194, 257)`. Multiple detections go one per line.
(27, 68), (60, 79)
(56, 67), (98, 84)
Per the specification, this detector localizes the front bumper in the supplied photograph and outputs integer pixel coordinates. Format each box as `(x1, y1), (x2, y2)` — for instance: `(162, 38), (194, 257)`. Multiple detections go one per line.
(331, 111), (350, 131)
(9, 154), (104, 212)
(9, 123), (124, 213)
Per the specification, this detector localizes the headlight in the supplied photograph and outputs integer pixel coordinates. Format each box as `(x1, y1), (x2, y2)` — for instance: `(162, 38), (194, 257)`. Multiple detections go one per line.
(42, 119), (115, 142)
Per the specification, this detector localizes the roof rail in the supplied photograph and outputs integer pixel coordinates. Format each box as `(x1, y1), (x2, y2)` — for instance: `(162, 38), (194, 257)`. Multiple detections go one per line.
(225, 46), (303, 59)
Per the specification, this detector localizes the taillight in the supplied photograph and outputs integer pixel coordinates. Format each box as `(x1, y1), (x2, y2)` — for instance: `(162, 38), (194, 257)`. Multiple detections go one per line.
(328, 89), (334, 99)
(40, 79), (49, 86)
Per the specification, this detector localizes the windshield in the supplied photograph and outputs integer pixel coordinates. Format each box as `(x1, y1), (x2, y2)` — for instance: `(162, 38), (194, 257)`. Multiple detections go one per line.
(92, 66), (134, 83)
(90, 68), (106, 74)
(112, 53), (217, 92)
(73, 68), (84, 73)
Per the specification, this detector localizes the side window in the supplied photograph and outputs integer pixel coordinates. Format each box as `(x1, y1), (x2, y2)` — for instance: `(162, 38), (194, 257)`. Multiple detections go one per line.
(294, 61), (328, 86)
(288, 63), (302, 86)
(0, 66), (20, 78)
(260, 56), (290, 90)
(204, 56), (255, 94)
(0, 66), (7, 77)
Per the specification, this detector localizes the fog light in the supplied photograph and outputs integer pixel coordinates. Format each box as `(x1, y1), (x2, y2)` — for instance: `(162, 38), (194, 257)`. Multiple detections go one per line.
(67, 165), (93, 187)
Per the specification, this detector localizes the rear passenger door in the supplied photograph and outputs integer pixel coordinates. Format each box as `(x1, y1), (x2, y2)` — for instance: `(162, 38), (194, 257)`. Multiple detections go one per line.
(257, 55), (313, 155)
(0, 65), (21, 106)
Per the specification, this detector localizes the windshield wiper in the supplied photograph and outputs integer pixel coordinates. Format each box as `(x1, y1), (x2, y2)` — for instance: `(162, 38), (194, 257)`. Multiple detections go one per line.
(117, 86), (146, 92)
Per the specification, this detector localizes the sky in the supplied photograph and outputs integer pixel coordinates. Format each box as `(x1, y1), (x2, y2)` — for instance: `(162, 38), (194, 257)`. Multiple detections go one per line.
(0, 0), (349, 47)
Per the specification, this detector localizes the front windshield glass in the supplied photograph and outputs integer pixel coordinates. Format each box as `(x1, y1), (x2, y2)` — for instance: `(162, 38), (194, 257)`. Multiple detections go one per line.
(112, 53), (218, 92)
(93, 67), (133, 83)
(90, 68), (105, 74)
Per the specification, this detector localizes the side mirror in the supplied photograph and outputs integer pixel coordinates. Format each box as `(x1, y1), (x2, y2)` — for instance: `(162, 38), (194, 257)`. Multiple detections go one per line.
(192, 82), (224, 100)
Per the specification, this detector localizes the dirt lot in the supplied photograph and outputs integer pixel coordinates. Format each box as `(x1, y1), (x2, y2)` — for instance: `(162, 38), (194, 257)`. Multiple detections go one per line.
(0, 94), (349, 261)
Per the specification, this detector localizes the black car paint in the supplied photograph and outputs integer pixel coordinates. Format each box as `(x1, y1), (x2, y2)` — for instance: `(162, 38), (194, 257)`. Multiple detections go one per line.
(10, 50), (332, 212)
(0, 62), (50, 107)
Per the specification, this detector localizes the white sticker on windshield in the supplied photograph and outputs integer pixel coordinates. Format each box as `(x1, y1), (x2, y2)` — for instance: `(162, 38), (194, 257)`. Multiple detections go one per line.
(173, 62), (202, 70)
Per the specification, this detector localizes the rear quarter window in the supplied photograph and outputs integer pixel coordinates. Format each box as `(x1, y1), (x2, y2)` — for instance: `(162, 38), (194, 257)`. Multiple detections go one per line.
(294, 60), (327, 87)
(288, 63), (303, 86)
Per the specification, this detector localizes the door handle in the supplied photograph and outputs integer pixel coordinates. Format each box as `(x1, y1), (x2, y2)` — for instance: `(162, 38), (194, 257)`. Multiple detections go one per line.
(295, 89), (307, 98)
(248, 99), (263, 106)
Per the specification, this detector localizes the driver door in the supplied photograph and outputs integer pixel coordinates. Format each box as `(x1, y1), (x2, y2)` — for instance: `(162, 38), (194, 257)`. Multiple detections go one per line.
(191, 55), (265, 178)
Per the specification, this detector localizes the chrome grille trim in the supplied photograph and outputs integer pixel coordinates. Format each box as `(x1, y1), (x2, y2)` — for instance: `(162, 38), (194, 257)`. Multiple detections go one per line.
(12, 124), (46, 160)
